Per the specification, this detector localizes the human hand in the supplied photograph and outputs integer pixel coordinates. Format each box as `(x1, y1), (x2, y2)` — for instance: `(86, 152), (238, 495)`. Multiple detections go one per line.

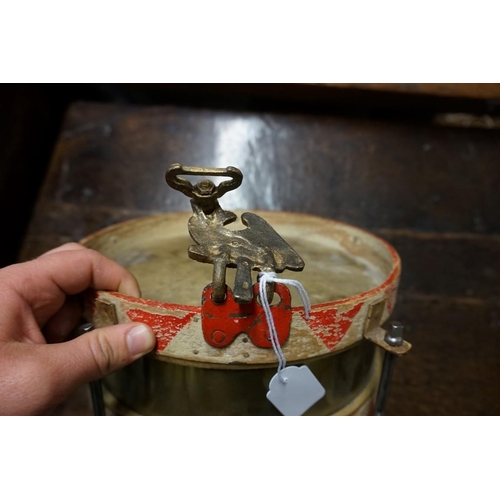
(0, 243), (156, 415)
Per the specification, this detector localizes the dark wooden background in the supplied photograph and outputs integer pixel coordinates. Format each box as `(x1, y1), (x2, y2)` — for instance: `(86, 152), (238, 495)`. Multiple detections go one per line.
(3, 84), (500, 415)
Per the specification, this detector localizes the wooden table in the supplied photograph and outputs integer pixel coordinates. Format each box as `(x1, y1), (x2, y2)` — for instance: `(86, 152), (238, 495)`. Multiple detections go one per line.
(20, 101), (500, 415)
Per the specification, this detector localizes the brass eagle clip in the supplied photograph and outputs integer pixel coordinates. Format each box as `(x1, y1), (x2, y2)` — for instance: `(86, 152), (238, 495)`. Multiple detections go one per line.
(166, 163), (305, 348)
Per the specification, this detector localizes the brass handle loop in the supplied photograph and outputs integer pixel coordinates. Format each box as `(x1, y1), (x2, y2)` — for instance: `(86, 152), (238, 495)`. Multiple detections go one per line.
(166, 163), (242, 200)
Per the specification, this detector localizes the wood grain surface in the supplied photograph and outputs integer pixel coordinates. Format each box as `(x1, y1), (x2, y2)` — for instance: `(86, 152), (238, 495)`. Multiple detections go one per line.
(20, 101), (500, 415)
(319, 83), (500, 100)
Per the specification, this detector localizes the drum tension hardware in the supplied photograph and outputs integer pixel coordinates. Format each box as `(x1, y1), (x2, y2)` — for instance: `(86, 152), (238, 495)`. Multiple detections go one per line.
(374, 321), (406, 416)
(364, 301), (412, 415)
(166, 163), (305, 349)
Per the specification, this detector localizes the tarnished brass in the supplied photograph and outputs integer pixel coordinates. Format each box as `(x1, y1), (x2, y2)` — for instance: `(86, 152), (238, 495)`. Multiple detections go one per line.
(102, 341), (380, 416)
(166, 164), (242, 215)
(166, 164), (304, 304)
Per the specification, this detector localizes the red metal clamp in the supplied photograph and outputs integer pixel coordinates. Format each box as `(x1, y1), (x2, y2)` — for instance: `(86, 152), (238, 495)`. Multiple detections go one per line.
(201, 282), (292, 348)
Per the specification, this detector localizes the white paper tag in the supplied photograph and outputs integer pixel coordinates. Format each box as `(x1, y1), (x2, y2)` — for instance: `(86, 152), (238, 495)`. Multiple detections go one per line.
(267, 366), (326, 416)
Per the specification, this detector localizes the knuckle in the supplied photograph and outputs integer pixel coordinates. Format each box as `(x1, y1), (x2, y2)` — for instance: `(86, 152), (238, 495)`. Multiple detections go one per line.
(88, 331), (116, 377)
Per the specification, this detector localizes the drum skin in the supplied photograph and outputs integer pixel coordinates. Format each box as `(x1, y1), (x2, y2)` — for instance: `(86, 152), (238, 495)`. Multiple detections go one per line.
(82, 211), (400, 416)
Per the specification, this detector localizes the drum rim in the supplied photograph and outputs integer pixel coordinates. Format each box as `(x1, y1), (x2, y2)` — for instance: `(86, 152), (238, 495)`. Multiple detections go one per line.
(80, 210), (401, 311)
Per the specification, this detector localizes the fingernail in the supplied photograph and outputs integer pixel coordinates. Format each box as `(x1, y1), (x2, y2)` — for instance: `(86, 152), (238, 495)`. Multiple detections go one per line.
(126, 324), (156, 356)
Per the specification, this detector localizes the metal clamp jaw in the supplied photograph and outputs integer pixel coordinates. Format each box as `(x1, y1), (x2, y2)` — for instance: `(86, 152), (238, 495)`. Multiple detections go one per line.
(166, 163), (305, 350)
(166, 163), (305, 305)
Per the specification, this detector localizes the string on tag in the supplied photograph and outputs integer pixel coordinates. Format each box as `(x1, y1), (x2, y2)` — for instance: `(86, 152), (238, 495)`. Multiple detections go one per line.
(258, 272), (311, 384)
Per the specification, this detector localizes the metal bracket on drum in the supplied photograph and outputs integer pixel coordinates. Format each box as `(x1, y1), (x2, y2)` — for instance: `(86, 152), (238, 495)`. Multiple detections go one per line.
(363, 301), (411, 356)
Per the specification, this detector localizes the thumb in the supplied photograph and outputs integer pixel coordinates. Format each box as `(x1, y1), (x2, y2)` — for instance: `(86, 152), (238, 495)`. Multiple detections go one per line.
(48, 322), (156, 391)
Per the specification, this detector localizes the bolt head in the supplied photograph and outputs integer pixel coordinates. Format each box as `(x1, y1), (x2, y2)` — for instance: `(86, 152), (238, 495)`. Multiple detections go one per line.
(212, 330), (226, 344)
(384, 321), (404, 347)
(195, 180), (216, 196)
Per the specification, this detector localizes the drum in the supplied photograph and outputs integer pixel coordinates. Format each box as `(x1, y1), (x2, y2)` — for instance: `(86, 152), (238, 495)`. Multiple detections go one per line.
(82, 209), (401, 416)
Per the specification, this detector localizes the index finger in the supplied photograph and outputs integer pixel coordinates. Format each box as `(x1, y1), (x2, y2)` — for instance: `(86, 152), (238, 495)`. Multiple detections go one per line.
(5, 246), (141, 307)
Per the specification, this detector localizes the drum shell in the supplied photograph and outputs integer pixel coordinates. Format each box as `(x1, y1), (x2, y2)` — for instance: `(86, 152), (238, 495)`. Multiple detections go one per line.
(102, 342), (382, 416)
(82, 211), (399, 416)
